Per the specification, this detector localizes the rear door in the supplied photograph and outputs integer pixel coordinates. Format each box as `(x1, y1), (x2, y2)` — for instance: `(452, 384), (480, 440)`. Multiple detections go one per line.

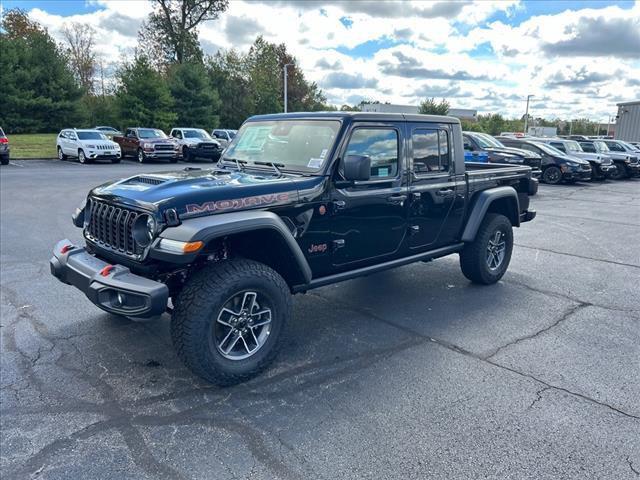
(407, 124), (465, 250)
(329, 121), (409, 268)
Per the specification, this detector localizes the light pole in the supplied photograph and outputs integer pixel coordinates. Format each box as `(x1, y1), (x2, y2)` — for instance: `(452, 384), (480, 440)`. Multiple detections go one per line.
(523, 94), (534, 134)
(283, 63), (294, 113)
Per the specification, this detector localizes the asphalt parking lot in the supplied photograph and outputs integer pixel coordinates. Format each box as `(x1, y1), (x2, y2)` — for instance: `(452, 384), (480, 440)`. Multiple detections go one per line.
(1, 159), (639, 479)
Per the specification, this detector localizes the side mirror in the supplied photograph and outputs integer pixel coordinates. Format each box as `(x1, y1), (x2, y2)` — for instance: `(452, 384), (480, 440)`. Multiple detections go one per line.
(343, 155), (371, 181)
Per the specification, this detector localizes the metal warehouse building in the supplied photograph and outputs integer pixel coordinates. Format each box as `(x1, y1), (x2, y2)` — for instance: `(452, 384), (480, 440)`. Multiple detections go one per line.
(615, 100), (640, 142)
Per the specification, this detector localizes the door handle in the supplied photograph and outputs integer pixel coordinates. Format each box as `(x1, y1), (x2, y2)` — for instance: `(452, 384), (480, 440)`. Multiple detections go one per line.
(387, 194), (407, 204)
(435, 189), (455, 197)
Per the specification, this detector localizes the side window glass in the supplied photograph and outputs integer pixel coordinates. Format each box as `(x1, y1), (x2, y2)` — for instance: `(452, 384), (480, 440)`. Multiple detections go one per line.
(412, 128), (449, 173)
(346, 128), (398, 179)
(439, 130), (450, 170)
(463, 137), (473, 151)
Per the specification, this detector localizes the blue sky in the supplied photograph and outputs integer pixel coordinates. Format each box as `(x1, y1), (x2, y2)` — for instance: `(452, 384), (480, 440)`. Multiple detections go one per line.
(4, 0), (639, 119)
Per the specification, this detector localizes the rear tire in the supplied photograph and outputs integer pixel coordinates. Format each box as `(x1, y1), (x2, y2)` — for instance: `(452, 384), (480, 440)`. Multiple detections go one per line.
(1, 156), (8, 165)
(542, 166), (562, 184)
(171, 259), (291, 385)
(460, 213), (513, 285)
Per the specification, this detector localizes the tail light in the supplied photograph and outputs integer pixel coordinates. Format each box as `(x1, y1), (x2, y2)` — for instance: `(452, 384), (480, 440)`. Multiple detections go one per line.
(0, 137), (8, 144)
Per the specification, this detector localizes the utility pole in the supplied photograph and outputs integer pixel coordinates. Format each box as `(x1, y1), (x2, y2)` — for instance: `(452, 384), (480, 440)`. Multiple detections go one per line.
(523, 94), (534, 134)
(283, 63), (293, 113)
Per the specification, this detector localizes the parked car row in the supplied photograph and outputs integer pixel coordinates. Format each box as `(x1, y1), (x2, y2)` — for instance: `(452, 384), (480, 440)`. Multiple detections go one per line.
(463, 131), (640, 184)
(52, 126), (237, 164)
(0, 127), (9, 165)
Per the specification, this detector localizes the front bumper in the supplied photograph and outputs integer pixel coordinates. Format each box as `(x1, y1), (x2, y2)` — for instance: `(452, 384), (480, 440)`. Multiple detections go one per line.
(595, 163), (617, 178)
(88, 152), (120, 160)
(562, 165), (592, 181)
(144, 150), (180, 160)
(50, 239), (168, 318)
(625, 162), (640, 177)
(185, 146), (222, 160)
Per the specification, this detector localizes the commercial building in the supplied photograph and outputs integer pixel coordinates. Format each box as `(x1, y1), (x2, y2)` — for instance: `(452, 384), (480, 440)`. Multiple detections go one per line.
(615, 100), (640, 141)
(360, 103), (477, 121)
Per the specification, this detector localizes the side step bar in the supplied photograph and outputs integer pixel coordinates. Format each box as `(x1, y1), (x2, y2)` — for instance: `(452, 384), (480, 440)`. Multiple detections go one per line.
(293, 243), (464, 293)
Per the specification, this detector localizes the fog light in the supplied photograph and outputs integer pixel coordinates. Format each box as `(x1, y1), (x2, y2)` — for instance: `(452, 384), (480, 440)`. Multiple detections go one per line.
(116, 292), (126, 306)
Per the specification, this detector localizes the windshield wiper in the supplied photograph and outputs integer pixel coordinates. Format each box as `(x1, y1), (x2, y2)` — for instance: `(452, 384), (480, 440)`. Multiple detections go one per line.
(221, 157), (247, 171)
(254, 161), (285, 176)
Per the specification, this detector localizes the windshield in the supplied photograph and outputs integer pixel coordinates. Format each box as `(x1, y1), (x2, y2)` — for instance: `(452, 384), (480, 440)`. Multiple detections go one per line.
(593, 141), (609, 152)
(77, 131), (108, 140)
(473, 133), (504, 148)
(531, 141), (568, 157)
(564, 141), (582, 152)
(138, 129), (166, 139)
(222, 120), (340, 172)
(183, 129), (211, 140)
(228, 130), (237, 139)
(618, 140), (639, 151)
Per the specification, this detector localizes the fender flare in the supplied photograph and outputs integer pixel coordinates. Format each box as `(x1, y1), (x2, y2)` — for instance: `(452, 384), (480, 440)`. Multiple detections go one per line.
(153, 210), (312, 284)
(461, 186), (519, 242)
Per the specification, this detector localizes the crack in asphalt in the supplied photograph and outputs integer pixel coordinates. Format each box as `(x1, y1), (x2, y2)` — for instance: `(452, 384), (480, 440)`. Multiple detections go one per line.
(309, 293), (640, 422)
(483, 302), (592, 360)
(515, 243), (640, 269)
(628, 456), (640, 476)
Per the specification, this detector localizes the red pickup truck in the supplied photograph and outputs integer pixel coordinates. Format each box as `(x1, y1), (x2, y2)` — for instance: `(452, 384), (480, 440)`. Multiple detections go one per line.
(113, 128), (180, 163)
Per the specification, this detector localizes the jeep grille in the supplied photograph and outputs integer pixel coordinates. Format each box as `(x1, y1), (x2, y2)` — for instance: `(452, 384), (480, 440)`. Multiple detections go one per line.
(85, 199), (142, 256)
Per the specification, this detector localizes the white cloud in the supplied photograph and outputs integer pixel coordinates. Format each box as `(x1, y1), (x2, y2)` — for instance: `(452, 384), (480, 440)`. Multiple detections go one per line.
(20, 0), (640, 120)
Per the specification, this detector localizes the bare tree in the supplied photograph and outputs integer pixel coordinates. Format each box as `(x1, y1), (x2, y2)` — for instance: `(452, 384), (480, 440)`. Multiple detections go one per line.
(138, 0), (228, 66)
(61, 22), (96, 93)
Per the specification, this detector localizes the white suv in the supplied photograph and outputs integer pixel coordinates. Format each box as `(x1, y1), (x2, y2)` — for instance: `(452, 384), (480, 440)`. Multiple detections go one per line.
(169, 128), (222, 162)
(57, 129), (121, 164)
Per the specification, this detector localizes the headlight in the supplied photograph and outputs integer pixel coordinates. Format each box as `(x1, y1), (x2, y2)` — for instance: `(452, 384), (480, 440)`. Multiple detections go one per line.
(624, 157), (631, 163)
(87, 144), (96, 149)
(132, 214), (156, 247)
(566, 161), (579, 167)
(144, 143), (152, 149)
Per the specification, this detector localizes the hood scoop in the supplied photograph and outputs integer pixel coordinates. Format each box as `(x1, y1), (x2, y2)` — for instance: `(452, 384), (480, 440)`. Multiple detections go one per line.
(124, 175), (168, 186)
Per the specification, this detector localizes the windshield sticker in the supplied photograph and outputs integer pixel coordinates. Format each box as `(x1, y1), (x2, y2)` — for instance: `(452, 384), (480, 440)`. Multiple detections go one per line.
(184, 191), (295, 216)
(235, 126), (271, 152)
(307, 158), (323, 168)
(319, 149), (328, 159)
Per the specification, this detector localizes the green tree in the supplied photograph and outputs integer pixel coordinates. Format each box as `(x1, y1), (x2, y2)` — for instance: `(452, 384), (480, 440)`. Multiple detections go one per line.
(206, 49), (252, 128)
(138, 0), (228, 69)
(168, 62), (220, 128)
(0, 9), (84, 132)
(115, 56), (176, 131)
(461, 120), (484, 132)
(418, 97), (450, 115)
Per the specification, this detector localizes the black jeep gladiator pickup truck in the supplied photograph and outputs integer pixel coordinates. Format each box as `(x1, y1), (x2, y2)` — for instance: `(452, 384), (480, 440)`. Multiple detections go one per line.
(50, 112), (538, 385)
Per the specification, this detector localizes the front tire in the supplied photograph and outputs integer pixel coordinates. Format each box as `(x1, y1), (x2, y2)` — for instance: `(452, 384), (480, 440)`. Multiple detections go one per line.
(460, 213), (513, 285)
(111, 157), (121, 164)
(137, 148), (146, 163)
(78, 149), (89, 164)
(57, 146), (67, 160)
(171, 259), (291, 385)
(542, 166), (562, 184)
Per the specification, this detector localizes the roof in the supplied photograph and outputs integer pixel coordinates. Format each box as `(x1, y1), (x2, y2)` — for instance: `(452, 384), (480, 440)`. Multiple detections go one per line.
(247, 111), (460, 124)
(616, 100), (640, 107)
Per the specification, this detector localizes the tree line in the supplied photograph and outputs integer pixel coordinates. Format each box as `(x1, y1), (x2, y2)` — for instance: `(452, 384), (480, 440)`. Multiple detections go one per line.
(0, 1), (329, 134)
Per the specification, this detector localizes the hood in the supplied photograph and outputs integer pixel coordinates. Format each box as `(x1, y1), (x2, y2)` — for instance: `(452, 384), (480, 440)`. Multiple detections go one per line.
(183, 137), (220, 146)
(569, 151), (603, 163)
(485, 146), (540, 159)
(90, 167), (302, 218)
(79, 139), (120, 148)
(140, 137), (176, 145)
(564, 154), (590, 165)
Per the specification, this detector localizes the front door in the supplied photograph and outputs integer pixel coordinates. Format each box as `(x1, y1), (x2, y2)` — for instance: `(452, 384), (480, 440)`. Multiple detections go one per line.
(330, 123), (409, 268)
(407, 125), (464, 250)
